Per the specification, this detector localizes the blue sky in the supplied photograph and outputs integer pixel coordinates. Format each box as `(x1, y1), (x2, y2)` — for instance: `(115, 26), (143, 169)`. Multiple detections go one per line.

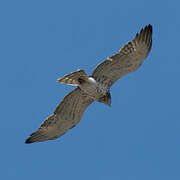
(1, 0), (180, 179)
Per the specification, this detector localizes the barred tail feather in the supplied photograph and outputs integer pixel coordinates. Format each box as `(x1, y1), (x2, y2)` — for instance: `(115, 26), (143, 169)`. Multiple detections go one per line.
(57, 69), (88, 86)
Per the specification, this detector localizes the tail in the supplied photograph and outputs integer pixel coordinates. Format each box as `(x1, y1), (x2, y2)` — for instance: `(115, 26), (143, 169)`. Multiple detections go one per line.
(57, 69), (88, 86)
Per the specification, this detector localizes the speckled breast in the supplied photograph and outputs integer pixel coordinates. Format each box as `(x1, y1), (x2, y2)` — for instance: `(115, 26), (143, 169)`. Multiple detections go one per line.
(79, 77), (109, 99)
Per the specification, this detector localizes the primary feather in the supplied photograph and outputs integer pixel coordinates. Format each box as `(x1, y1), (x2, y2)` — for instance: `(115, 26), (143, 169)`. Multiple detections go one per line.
(92, 24), (152, 87)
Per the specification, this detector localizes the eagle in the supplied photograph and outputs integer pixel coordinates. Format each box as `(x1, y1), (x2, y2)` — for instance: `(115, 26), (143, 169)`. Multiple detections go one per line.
(25, 24), (152, 143)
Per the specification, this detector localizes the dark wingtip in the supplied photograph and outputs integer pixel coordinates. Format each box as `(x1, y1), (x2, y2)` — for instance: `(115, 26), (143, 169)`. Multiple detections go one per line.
(148, 24), (152, 30)
(25, 137), (33, 144)
(142, 24), (152, 31)
(145, 24), (153, 33)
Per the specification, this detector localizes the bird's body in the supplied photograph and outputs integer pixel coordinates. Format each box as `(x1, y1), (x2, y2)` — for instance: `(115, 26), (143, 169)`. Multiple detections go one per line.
(25, 24), (152, 144)
(79, 76), (110, 102)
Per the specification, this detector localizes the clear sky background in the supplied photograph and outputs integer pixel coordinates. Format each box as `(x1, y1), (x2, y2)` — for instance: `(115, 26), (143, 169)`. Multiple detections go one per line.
(1, 0), (180, 179)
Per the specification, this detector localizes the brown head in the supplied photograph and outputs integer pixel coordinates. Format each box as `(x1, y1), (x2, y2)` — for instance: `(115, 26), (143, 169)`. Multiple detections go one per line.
(97, 92), (111, 106)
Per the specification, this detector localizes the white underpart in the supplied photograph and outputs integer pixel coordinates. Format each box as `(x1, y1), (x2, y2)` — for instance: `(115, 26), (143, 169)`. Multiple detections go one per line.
(88, 77), (97, 84)
(79, 77), (109, 99)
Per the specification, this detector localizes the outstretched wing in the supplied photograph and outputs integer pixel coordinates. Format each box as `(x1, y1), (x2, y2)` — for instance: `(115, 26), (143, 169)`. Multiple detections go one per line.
(92, 24), (152, 87)
(25, 88), (94, 143)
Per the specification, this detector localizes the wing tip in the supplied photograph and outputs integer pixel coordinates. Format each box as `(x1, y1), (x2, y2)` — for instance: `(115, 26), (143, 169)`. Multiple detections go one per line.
(146, 24), (152, 28)
(25, 137), (34, 144)
(136, 24), (153, 36)
(142, 24), (152, 32)
(25, 133), (39, 144)
(134, 24), (152, 49)
(25, 130), (46, 144)
(146, 24), (153, 35)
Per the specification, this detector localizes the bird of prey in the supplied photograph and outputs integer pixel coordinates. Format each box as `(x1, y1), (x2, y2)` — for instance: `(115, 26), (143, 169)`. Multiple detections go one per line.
(25, 24), (152, 143)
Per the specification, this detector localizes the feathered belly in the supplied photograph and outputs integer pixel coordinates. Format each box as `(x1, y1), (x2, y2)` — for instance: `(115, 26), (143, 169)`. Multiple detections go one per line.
(79, 77), (109, 99)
